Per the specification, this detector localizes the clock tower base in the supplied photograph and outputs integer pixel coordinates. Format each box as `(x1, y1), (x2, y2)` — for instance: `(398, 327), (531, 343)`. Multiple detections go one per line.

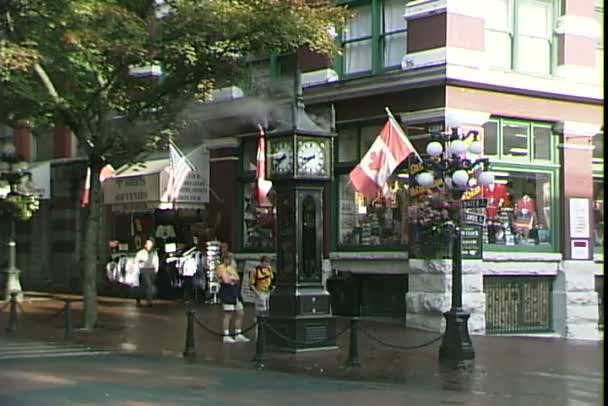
(266, 286), (337, 352)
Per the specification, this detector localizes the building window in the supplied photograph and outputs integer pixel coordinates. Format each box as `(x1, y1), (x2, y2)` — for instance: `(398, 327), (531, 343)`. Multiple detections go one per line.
(594, 2), (604, 84)
(593, 178), (604, 253)
(341, 0), (408, 76)
(240, 139), (275, 251)
(482, 171), (554, 247)
(485, 0), (554, 75)
(335, 121), (428, 249)
(482, 117), (559, 251)
(242, 181), (275, 250)
(484, 119), (555, 163)
(337, 173), (409, 247)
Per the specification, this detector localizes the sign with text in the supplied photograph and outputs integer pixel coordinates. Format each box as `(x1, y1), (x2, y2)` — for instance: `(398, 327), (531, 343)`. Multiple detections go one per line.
(463, 210), (486, 226)
(569, 198), (590, 238)
(461, 225), (482, 259)
(461, 198), (488, 209)
(103, 144), (209, 210)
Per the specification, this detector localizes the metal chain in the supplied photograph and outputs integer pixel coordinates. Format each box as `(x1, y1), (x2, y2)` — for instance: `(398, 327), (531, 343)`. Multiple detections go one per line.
(192, 312), (257, 337)
(259, 317), (351, 346)
(359, 326), (443, 350)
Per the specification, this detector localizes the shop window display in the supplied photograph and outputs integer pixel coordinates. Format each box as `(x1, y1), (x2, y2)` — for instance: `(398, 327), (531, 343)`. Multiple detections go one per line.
(338, 173), (408, 247)
(242, 182), (275, 250)
(483, 172), (552, 247)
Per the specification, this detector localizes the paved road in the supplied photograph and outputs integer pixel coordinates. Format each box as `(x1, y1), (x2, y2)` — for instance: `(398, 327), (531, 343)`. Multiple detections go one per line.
(0, 336), (603, 406)
(0, 338), (109, 361)
(0, 295), (603, 405)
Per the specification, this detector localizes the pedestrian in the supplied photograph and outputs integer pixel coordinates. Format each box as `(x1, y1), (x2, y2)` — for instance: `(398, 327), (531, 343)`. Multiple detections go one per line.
(250, 256), (274, 315)
(219, 241), (237, 268)
(135, 238), (159, 307)
(215, 253), (250, 343)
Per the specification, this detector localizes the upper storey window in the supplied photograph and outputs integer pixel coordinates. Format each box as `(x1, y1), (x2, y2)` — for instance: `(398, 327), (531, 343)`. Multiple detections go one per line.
(485, 0), (555, 76)
(340, 0), (409, 76)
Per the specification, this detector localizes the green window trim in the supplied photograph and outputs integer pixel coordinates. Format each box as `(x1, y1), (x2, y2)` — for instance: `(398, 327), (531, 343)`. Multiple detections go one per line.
(484, 118), (557, 165)
(483, 164), (561, 253)
(485, 0), (559, 77)
(337, 0), (409, 78)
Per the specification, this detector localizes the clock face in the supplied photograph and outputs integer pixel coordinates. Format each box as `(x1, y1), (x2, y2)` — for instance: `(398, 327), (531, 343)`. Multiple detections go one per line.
(269, 140), (293, 175)
(296, 140), (327, 176)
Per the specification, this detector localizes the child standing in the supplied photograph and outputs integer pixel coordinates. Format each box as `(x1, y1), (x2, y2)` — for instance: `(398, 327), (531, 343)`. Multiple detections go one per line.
(250, 256), (274, 315)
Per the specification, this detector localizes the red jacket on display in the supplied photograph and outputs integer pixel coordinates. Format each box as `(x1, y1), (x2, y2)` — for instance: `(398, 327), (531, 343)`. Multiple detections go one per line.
(482, 184), (510, 218)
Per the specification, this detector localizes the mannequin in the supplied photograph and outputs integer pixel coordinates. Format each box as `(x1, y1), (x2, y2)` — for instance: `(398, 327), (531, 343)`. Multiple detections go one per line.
(483, 183), (511, 243)
(514, 194), (537, 243)
(482, 183), (510, 218)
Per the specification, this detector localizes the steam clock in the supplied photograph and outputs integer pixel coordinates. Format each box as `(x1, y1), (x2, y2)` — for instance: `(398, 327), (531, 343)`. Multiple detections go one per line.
(265, 90), (336, 352)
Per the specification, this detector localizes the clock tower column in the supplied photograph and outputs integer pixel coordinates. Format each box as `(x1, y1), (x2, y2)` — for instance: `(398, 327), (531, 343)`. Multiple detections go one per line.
(264, 90), (336, 352)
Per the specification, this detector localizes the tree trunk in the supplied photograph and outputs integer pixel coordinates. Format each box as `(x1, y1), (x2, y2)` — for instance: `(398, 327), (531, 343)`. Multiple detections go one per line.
(82, 157), (102, 330)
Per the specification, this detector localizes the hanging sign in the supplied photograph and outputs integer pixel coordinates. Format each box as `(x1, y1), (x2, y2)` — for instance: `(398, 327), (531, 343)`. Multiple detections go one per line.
(461, 225), (483, 259)
(463, 210), (486, 226)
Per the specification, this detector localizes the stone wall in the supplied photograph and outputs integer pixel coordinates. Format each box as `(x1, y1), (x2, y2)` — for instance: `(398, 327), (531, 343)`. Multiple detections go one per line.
(553, 260), (602, 340)
(406, 258), (486, 334)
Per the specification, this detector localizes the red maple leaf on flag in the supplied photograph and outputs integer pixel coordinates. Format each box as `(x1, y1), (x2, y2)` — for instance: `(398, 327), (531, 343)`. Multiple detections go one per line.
(368, 150), (386, 172)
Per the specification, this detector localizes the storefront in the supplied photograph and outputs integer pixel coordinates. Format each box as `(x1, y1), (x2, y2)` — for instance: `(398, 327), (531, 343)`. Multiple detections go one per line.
(102, 144), (211, 297)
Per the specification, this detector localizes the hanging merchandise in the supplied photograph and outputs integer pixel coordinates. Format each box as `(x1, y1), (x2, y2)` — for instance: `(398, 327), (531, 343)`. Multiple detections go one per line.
(205, 240), (221, 304)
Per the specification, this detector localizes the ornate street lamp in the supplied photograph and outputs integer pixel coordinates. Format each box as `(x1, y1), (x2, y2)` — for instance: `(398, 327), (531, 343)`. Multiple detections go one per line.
(413, 127), (494, 363)
(0, 143), (37, 302)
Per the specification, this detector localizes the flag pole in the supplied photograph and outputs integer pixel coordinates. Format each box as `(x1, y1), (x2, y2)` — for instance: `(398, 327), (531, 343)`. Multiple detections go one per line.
(384, 106), (423, 163)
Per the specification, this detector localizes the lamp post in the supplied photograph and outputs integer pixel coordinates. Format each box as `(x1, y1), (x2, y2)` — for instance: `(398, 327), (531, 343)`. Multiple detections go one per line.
(0, 143), (32, 302)
(413, 128), (494, 363)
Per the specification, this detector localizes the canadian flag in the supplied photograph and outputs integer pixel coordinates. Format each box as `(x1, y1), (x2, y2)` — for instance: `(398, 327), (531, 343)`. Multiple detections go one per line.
(256, 127), (273, 207)
(81, 164), (115, 207)
(349, 115), (418, 200)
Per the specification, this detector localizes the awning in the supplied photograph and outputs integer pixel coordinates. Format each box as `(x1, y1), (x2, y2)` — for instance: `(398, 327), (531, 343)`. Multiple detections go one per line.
(103, 144), (209, 212)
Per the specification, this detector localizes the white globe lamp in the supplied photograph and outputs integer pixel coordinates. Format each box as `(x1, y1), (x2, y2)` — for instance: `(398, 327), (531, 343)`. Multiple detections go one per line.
(468, 140), (483, 155)
(426, 141), (443, 157)
(478, 171), (495, 186)
(447, 140), (467, 155)
(416, 172), (435, 187)
(452, 169), (469, 187)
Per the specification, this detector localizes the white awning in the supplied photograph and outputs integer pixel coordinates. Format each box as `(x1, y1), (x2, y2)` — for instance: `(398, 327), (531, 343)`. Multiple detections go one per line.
(103, 144), (209, 212)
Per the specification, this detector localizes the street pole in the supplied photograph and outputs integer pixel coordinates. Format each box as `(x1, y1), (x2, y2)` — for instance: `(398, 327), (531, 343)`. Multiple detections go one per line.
(438, 219), (474, 362)
(3, 206), (23, 302)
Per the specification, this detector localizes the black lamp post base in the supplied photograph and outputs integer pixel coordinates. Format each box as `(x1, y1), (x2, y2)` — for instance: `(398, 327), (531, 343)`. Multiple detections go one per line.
(439, 308), (475, 362)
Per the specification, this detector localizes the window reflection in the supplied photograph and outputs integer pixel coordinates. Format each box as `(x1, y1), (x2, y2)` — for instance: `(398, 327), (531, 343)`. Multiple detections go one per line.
(483, 172), (552, 246)
(338, 173), (408, 247)
(243, 182), (275, 250)
(594, 179), (604, 250)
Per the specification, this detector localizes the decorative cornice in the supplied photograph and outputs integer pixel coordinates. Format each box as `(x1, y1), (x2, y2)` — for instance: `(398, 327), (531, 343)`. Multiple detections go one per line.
(399, 107), (489, 127)
(204, 137), (240, 149)
(302, 69), (339, 88)
(405, 0), (485, 21)
(555, 15), (602, 40)
(553, 121), (602, 137)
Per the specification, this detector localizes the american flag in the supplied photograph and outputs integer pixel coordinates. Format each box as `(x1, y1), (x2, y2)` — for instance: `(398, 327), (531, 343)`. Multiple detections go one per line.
(166, 142), (193, 202)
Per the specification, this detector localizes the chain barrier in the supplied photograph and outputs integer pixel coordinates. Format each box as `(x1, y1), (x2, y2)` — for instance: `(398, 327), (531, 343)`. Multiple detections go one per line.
(359, 326), (443, 350)
(0, 299), (25, 314)
(191, 312), (257, 337)
(259, 317), (351, 346)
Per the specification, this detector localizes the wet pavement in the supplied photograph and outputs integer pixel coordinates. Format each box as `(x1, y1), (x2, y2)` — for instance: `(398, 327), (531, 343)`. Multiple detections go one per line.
(0, 292), (604, 405)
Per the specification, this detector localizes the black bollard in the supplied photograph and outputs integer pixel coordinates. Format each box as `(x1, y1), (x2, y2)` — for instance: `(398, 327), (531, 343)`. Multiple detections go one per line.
(6, 292), (18, 334)
(345, 317), (361, 367)
(64, 300), (73, 339)
(254, 315), (266, 369)
(182, 308), (196, 359)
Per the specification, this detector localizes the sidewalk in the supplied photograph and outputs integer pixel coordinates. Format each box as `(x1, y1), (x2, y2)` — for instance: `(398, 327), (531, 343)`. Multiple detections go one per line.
(0, 292), (604, 404)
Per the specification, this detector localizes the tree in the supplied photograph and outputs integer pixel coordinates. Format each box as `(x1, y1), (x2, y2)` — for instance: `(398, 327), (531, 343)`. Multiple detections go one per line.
(0, 0), (347, 329)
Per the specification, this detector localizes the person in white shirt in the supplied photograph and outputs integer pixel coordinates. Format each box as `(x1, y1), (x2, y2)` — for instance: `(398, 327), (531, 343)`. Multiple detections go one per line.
(135, 238), (159, 307)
